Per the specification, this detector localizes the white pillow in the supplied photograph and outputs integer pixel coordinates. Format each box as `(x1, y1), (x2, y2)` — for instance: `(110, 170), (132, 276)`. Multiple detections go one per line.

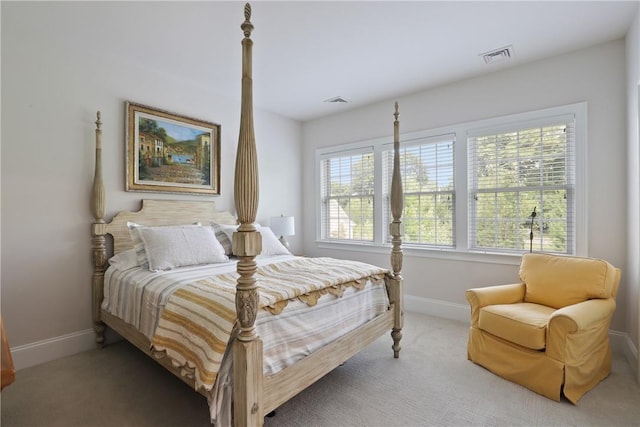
(138, 224), (228, 271)
(258, 226), (292, 257)
(108, 248), (140, 270)
(211, 223), (291, 257)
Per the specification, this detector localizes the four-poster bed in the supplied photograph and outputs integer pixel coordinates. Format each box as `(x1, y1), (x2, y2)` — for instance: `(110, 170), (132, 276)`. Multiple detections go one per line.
(90, 4), (404, 426)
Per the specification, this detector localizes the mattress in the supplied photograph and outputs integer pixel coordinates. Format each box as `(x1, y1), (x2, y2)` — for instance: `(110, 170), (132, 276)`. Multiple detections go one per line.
(102, 254), (390, 425)
(102, 255), (390, 377)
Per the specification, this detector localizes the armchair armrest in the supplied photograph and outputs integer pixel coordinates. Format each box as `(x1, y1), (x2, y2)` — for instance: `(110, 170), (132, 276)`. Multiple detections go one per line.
(547, 298), (616, 362)
(465, 283), (525, 325)
(550, 298), (616, 332)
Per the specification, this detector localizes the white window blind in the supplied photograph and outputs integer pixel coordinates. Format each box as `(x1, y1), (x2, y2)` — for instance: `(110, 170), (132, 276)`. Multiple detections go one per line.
(383, 134), (455, 247)
(320, 147), (375, 242)
(468, 115), (575, 254)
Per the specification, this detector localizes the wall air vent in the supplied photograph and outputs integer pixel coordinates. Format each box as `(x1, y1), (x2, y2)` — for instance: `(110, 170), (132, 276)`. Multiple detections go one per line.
(324, 96), (350, 103)
(480, 45), (514, 64)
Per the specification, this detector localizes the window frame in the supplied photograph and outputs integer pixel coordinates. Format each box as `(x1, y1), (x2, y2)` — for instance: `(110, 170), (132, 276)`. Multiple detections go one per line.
(382, 133), (456, 248)
(314, 102), (587, 262)
(318, 145), (376, 243)
(467, 113), (578, 255)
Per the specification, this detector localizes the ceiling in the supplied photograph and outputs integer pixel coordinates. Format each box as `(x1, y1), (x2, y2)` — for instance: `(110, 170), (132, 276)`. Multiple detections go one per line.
(43, 1), (640, 122)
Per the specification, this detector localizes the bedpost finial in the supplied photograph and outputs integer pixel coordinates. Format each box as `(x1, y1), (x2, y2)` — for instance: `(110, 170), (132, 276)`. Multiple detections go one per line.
(242, 3), (254, 37)
(394, 102), (399, 121)
(95, 111), (102, 129)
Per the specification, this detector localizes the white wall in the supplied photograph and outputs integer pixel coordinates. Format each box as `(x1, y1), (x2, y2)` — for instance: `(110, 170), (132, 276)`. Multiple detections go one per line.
(2, 1), (637, 373)
(1, 2), (302, 368)
(303, 41), (630, 334)
(625, 8), (640, 380)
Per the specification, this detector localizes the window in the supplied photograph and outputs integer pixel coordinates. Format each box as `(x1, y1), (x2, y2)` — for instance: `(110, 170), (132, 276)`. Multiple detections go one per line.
(468, 116), (576, 254)
(383, 134), (455, 247)
(316, 103), (585, 257)
(320, 148), (374, 242)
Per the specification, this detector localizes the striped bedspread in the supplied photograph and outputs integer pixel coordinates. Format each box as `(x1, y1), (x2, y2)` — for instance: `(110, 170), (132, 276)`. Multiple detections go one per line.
(149, 257), (388, 392)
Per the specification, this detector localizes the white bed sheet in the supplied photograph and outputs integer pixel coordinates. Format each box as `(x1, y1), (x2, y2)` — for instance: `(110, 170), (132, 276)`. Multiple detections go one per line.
(102, 255), (390, 376)
(104, 255), (390, 425)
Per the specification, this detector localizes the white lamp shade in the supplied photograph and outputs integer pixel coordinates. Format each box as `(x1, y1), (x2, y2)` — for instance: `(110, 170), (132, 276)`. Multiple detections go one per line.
(270, 215), (295, 237)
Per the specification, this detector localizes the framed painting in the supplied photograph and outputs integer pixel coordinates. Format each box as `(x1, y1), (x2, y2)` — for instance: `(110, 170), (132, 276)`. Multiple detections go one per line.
(126, 102), (221, 195)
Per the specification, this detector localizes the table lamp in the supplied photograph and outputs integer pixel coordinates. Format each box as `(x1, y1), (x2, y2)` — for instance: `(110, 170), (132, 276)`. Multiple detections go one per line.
(270, 215), (295, 249)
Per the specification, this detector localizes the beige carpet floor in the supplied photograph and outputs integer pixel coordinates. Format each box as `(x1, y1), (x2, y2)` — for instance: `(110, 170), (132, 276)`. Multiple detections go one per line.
(2, 312), (639, 426)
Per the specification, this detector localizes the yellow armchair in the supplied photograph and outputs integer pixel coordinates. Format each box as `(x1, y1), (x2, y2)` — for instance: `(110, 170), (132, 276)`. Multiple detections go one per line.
(465, 253), (620, 403)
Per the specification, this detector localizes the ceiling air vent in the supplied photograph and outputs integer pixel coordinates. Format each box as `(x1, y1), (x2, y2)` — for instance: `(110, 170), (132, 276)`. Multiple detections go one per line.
(480, 45), (514, 64)
(324, 96), (350, 104)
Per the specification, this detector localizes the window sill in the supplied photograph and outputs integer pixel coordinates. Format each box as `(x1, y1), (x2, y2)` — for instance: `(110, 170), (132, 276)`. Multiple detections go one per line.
(314, 240), (523, 266)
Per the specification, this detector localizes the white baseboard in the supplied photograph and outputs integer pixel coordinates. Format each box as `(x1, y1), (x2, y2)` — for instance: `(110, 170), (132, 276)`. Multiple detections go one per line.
(404, 294), (470, 323)
(618, 331), (639, 379)
(11, 328), (96, 371)
(404, 294), (639, 369)
(10, 296), (640, 381)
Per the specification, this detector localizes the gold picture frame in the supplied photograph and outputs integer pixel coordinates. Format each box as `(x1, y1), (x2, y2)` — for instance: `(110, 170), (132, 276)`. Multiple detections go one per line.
(126, 102), (220, 195)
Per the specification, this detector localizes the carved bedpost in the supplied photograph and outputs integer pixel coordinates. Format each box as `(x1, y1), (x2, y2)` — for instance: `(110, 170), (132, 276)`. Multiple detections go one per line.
(91, 111), (107, 348)
(232, 4), (264, 426)
(389, 102), (404, 358)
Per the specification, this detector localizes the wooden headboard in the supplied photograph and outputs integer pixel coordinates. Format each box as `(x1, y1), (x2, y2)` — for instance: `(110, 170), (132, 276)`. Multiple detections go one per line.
(106, 199), (237, 254)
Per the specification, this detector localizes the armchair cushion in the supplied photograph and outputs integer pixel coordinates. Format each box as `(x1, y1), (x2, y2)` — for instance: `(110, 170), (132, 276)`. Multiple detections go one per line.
(520, 253), (618, 309)
(465, 283), (525, 325)
(479, 303), (555, 350)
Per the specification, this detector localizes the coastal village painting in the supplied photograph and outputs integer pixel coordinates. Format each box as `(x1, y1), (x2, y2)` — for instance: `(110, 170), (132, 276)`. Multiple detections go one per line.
(126, 102), (220, 195)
